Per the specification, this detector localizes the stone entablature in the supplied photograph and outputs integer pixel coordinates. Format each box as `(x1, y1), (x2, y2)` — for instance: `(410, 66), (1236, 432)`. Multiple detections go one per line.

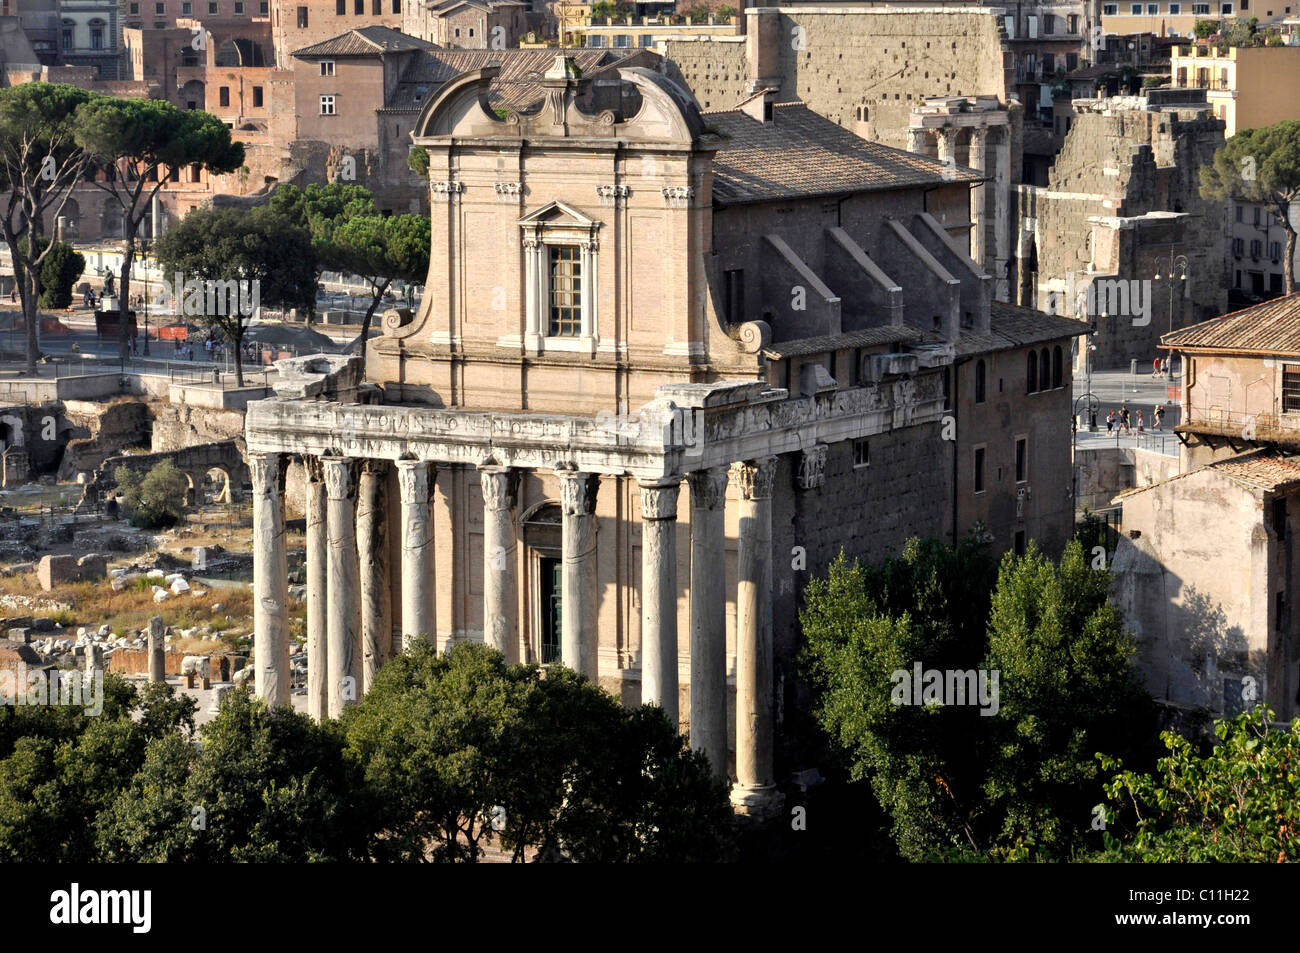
(244, 372), (944, 480)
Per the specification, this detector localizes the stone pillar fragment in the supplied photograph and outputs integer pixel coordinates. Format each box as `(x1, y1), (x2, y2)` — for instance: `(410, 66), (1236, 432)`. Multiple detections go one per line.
(639, 477), (681, 726)
(357, 459), (392, 693)
(688, 466), (728, 775)
(396, 459), (435, 651)
(305, 456), (328, 721)
(250, 451), (289, 707)
(324, 457), (361, 718)
(480, 465), (519, 663)
(558, 467), (599, 680)
(730, 456), (781, 819)
(147, 615), (166, 683)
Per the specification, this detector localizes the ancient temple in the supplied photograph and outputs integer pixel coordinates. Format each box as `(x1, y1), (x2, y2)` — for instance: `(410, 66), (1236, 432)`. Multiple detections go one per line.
(245, 56), (1080, 818)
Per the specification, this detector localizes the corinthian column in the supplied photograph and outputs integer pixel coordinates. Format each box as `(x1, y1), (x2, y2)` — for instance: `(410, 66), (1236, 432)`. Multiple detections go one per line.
(396, 459), (435, 651)
(480, 465), (519, 663)
(357, 459), (392, 692)
(688, 466), (728, 775)
(324, 456), (361, 718)
(250, 451), (289, 708)
(558, 467), (599, 680)
(305, 455), (328, 721)
(730, 456), (780, 818)
(639, 477), (681, 726)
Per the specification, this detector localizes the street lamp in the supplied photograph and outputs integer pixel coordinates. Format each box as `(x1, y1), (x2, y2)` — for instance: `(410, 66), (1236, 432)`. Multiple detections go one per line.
(1154, 251), (1189, 337)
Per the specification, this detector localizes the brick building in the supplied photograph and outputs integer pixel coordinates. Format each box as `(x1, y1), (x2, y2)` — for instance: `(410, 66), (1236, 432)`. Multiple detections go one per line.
(1111, 293), (1300, 723)
(244, 62), (1080, 813)
(402, 0), (528, 49)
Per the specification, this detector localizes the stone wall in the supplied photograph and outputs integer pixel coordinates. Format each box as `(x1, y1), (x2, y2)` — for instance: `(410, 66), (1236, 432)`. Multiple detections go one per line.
(149, 402), (248, 453)
(1019, 98), (1229, 369)
(58, 399), (154, 481)
(666, 6), (1012, 150)
(1112, 468), (1299, 721)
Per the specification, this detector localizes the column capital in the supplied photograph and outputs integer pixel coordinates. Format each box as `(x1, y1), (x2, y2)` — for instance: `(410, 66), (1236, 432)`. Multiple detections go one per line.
(687, 465), (729, 511)
(558, 467), (598, 516)
(249, 450), (286, 491)
(637, 477), (681, 521)
(360, 458), (390, 477)
(322, 456), (357, 501)
(304, 453), (324, 483)
(480, 465), (520, 512)
(395, 458), (434, 503)
(731, 457), (777, 501)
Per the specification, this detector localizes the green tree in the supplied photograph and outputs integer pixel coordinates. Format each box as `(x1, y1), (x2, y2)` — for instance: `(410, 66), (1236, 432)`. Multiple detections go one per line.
(800, 536), (999, 859)
(1193, 19), (1220, 39)
(74, 97), (245, 364)
(407, 145), (429, 182)
(153, 204), (317, 385)
(1201, 120), (1300, 293)
(0, 677), (194, 862)
(0, 83), (93, 374)
(115, 459), (188, 528)
(344, 642), (734, 862)
(271, 183), (429, 346)
(1100, 708), (1300, 862)
(101, 690), (368, 862)
(980, 540), (1152, 859)
(1218, 15), (1259, 49)
(33, 238), (84, 309)
(801, 537), (1152, 861)
(329, 213), (429, 350)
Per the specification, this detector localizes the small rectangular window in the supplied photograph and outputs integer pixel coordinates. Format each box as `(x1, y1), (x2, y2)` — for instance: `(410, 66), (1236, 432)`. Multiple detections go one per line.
(1130, 3), (1142, 14)
(354, 0), (363, 13)
(260, 0), (268, 12)
(1014, 530), (1026, 556)
(208, 1), (217, 12)
(320, 60), (335, 76)
(297, 5), (308, 27)
(182, 0), (192, 11)
(234, 0), (243, 11)
(337, 0), (344, 12)
(252, 85), (263, 107)
(854, 439), (870, 468)
(320, 94), (336, 115)
(1283, 364), (1300, 412)
(1169, 1), (1180, 10)
(392, 0), (400, 11)
(1015, 436), (1028, 483)
(1147, 3), (1158, 12)
(1103, 2), (1118, 13)
(218, 85), (230, 107)
(1235, 204), (1243, 222)
(1273, 499), (1287, 539)
(974, 447), (986, 494)
(372, 0), (380, 12)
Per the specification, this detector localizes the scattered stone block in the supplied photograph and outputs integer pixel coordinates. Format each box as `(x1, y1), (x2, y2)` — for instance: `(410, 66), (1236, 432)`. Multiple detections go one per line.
(170, 577), (190, 594)
(153, 589), (170, 604)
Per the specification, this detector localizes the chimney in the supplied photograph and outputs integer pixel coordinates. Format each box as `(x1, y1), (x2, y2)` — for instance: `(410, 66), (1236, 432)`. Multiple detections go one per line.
(740, 87), (777, 124)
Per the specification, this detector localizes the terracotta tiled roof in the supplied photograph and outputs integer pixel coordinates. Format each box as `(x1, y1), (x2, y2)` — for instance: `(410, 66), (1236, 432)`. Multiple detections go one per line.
(383, 48), (642, 113)
(953, 302), (1087, 356)
(291, 26), (437, 58)
(1161, 291), (1300, 355)
(1210, 450), (1300, 491)
(705, 103), (983, 205)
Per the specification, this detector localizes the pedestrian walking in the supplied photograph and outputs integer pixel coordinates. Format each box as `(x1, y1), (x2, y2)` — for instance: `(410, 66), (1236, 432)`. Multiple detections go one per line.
(1137, 409), (1145, 432)
(1120, 404), (1131, 434)
(1152, 356), (1161, 376)
(1162, 356), (1171, 378)
(1106, 410), (1116, 434)
(1153, 405), (1165, 430)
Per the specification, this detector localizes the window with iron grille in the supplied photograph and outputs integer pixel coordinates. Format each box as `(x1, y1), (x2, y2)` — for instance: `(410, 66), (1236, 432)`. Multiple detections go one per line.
(1284, 365), (1300, 412)
(548, 246), (582, 336)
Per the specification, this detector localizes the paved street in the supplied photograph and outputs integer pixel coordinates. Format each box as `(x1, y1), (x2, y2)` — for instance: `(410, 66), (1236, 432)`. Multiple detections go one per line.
(1072, 364), (1183, 456)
